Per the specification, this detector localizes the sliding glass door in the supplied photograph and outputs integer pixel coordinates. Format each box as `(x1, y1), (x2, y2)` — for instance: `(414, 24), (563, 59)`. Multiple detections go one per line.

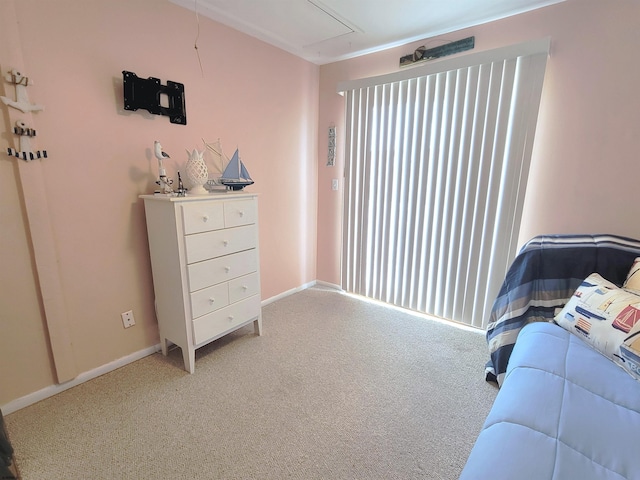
(339, 39), (549, 328)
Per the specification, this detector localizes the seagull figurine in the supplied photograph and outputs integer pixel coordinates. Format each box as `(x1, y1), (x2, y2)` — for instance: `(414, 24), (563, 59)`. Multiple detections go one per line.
(153, 140), (174, 194)
(154, 140), (170, 163)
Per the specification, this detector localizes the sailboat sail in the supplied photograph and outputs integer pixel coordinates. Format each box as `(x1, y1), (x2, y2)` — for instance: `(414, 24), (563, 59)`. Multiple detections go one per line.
(240, 162), (251, 180)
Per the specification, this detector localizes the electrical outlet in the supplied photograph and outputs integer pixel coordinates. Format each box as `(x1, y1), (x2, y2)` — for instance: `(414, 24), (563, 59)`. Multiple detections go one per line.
(331, 179), (339, 191)
(121, 310), (135, 328)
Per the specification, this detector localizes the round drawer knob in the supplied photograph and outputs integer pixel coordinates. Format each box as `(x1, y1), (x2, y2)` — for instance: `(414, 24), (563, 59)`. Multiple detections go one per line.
(242, 285), (248, 291)
(225, 266), (231, 273)
(223, 240), (229, 246)
(228, 315), (234, 322)
(209, 298), (215, 304)
(202, 215), (209, 222)
(239, 211), (245, 217)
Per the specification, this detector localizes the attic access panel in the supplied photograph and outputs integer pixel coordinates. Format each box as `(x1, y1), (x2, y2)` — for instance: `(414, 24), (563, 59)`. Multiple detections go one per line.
(122, 71), (186, 125)
(177, 0), (358, 50)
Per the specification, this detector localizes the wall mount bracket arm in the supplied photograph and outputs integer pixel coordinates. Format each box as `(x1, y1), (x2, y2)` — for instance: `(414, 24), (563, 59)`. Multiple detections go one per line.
(122, 71), (186, 125)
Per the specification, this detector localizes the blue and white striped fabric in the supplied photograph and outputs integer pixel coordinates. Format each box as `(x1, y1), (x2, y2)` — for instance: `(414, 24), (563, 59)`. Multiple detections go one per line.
(485, 234), (640, 386)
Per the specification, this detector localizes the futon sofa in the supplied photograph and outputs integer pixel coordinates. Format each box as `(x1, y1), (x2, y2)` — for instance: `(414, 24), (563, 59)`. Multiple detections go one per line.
(460, 234), (640, 480)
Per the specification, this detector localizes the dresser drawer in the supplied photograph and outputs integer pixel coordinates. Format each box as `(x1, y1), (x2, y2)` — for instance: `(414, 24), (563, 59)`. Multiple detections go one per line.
(182, 201), (225, 235)
(228, 272), (260, 303)
(193, 294), (261, 345)
(187, 249), (258, 292)
(184, 224), (257, 264)
(224, 199), (256, 228)
(190, 282), (230, 319)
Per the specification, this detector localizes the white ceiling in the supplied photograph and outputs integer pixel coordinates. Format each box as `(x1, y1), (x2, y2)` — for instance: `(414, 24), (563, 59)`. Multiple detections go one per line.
(170, 0), (564, 65)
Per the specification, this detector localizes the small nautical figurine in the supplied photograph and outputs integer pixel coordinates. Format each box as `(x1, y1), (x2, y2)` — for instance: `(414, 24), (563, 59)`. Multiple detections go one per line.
(176, 172), (187, 197)
(153, 140), (174, 194)
(220, 148), (254, 190)
(0, 69), (44, 114)
(7, 120), (47, 161)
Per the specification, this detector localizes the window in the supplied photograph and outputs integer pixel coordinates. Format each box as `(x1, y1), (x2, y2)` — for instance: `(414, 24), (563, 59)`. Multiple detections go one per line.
(338, 39), (549, 328)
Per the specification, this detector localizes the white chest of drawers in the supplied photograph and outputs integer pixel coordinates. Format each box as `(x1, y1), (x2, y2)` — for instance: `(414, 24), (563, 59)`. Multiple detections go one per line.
(140, 193), (262, 373)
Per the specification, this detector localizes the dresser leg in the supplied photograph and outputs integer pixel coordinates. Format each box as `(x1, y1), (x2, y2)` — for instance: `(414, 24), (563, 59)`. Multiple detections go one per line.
(160, 338), (169, 356)
(254, 315), (263, 336)
(183, 347), (195, 374)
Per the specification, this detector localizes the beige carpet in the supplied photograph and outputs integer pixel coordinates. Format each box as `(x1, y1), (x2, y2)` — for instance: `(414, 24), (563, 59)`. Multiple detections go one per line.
(6, 287), (496, 479)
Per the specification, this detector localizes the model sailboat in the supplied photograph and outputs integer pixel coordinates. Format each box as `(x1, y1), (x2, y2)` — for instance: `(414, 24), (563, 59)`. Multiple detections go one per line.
(203, 139), (254, 192)
(220, 148), (254, 190)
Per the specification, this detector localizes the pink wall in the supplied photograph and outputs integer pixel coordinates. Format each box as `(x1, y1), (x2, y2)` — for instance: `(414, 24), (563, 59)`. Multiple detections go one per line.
(0, 0), (318, 406)
(316, 0), (640, 285)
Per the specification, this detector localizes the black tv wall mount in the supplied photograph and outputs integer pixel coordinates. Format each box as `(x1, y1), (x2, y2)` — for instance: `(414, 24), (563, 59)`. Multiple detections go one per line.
(122, 71), (186, 125)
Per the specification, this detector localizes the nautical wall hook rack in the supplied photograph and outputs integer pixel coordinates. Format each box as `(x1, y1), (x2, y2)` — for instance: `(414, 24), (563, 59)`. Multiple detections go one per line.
(1, 68), (48, 161)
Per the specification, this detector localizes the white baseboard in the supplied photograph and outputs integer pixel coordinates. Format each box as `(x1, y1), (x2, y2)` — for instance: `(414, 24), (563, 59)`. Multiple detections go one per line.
(314, 280), (343, 291)
(261, 280), (317, 307)
(260, 280), (342, 308)
(2, 344), (160, 415)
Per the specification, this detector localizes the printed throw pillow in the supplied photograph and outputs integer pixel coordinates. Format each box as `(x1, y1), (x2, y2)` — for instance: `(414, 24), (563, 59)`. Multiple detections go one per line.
(624, 257), (640, 291)
(555, 272), (640, 381)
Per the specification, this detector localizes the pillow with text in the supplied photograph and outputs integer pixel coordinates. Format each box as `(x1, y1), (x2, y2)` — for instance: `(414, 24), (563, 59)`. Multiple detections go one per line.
(555, 272), (640, 381)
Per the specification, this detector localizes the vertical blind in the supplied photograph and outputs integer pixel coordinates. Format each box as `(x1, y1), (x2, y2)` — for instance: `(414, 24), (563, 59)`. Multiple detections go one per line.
(338, 39), (549, 328)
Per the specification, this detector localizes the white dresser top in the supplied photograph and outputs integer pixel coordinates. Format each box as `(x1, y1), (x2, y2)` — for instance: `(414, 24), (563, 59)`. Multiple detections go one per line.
(140, 192), (257, 202)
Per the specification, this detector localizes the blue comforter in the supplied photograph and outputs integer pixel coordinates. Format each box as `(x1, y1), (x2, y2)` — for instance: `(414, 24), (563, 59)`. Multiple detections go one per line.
(464, 322), (640, 479)
(485, 234), (640, 386)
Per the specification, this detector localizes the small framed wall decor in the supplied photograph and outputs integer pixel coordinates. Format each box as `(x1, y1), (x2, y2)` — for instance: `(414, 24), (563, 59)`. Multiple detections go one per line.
(327, 125), (336, 166)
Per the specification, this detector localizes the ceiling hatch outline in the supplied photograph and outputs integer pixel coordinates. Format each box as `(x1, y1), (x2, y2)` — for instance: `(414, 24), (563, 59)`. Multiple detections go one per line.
(303, 0), (362, 49)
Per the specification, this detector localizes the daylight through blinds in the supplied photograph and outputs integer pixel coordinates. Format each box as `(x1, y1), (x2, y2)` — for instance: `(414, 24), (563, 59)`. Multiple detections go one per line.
(340, 40), (549, 328)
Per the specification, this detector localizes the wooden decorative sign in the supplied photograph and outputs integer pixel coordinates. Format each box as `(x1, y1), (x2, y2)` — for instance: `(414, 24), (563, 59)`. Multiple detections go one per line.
(400, 37), (475, 67)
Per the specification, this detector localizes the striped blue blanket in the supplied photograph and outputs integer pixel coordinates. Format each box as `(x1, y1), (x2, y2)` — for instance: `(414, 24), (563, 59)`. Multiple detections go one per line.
(485, 234), (640, 386)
